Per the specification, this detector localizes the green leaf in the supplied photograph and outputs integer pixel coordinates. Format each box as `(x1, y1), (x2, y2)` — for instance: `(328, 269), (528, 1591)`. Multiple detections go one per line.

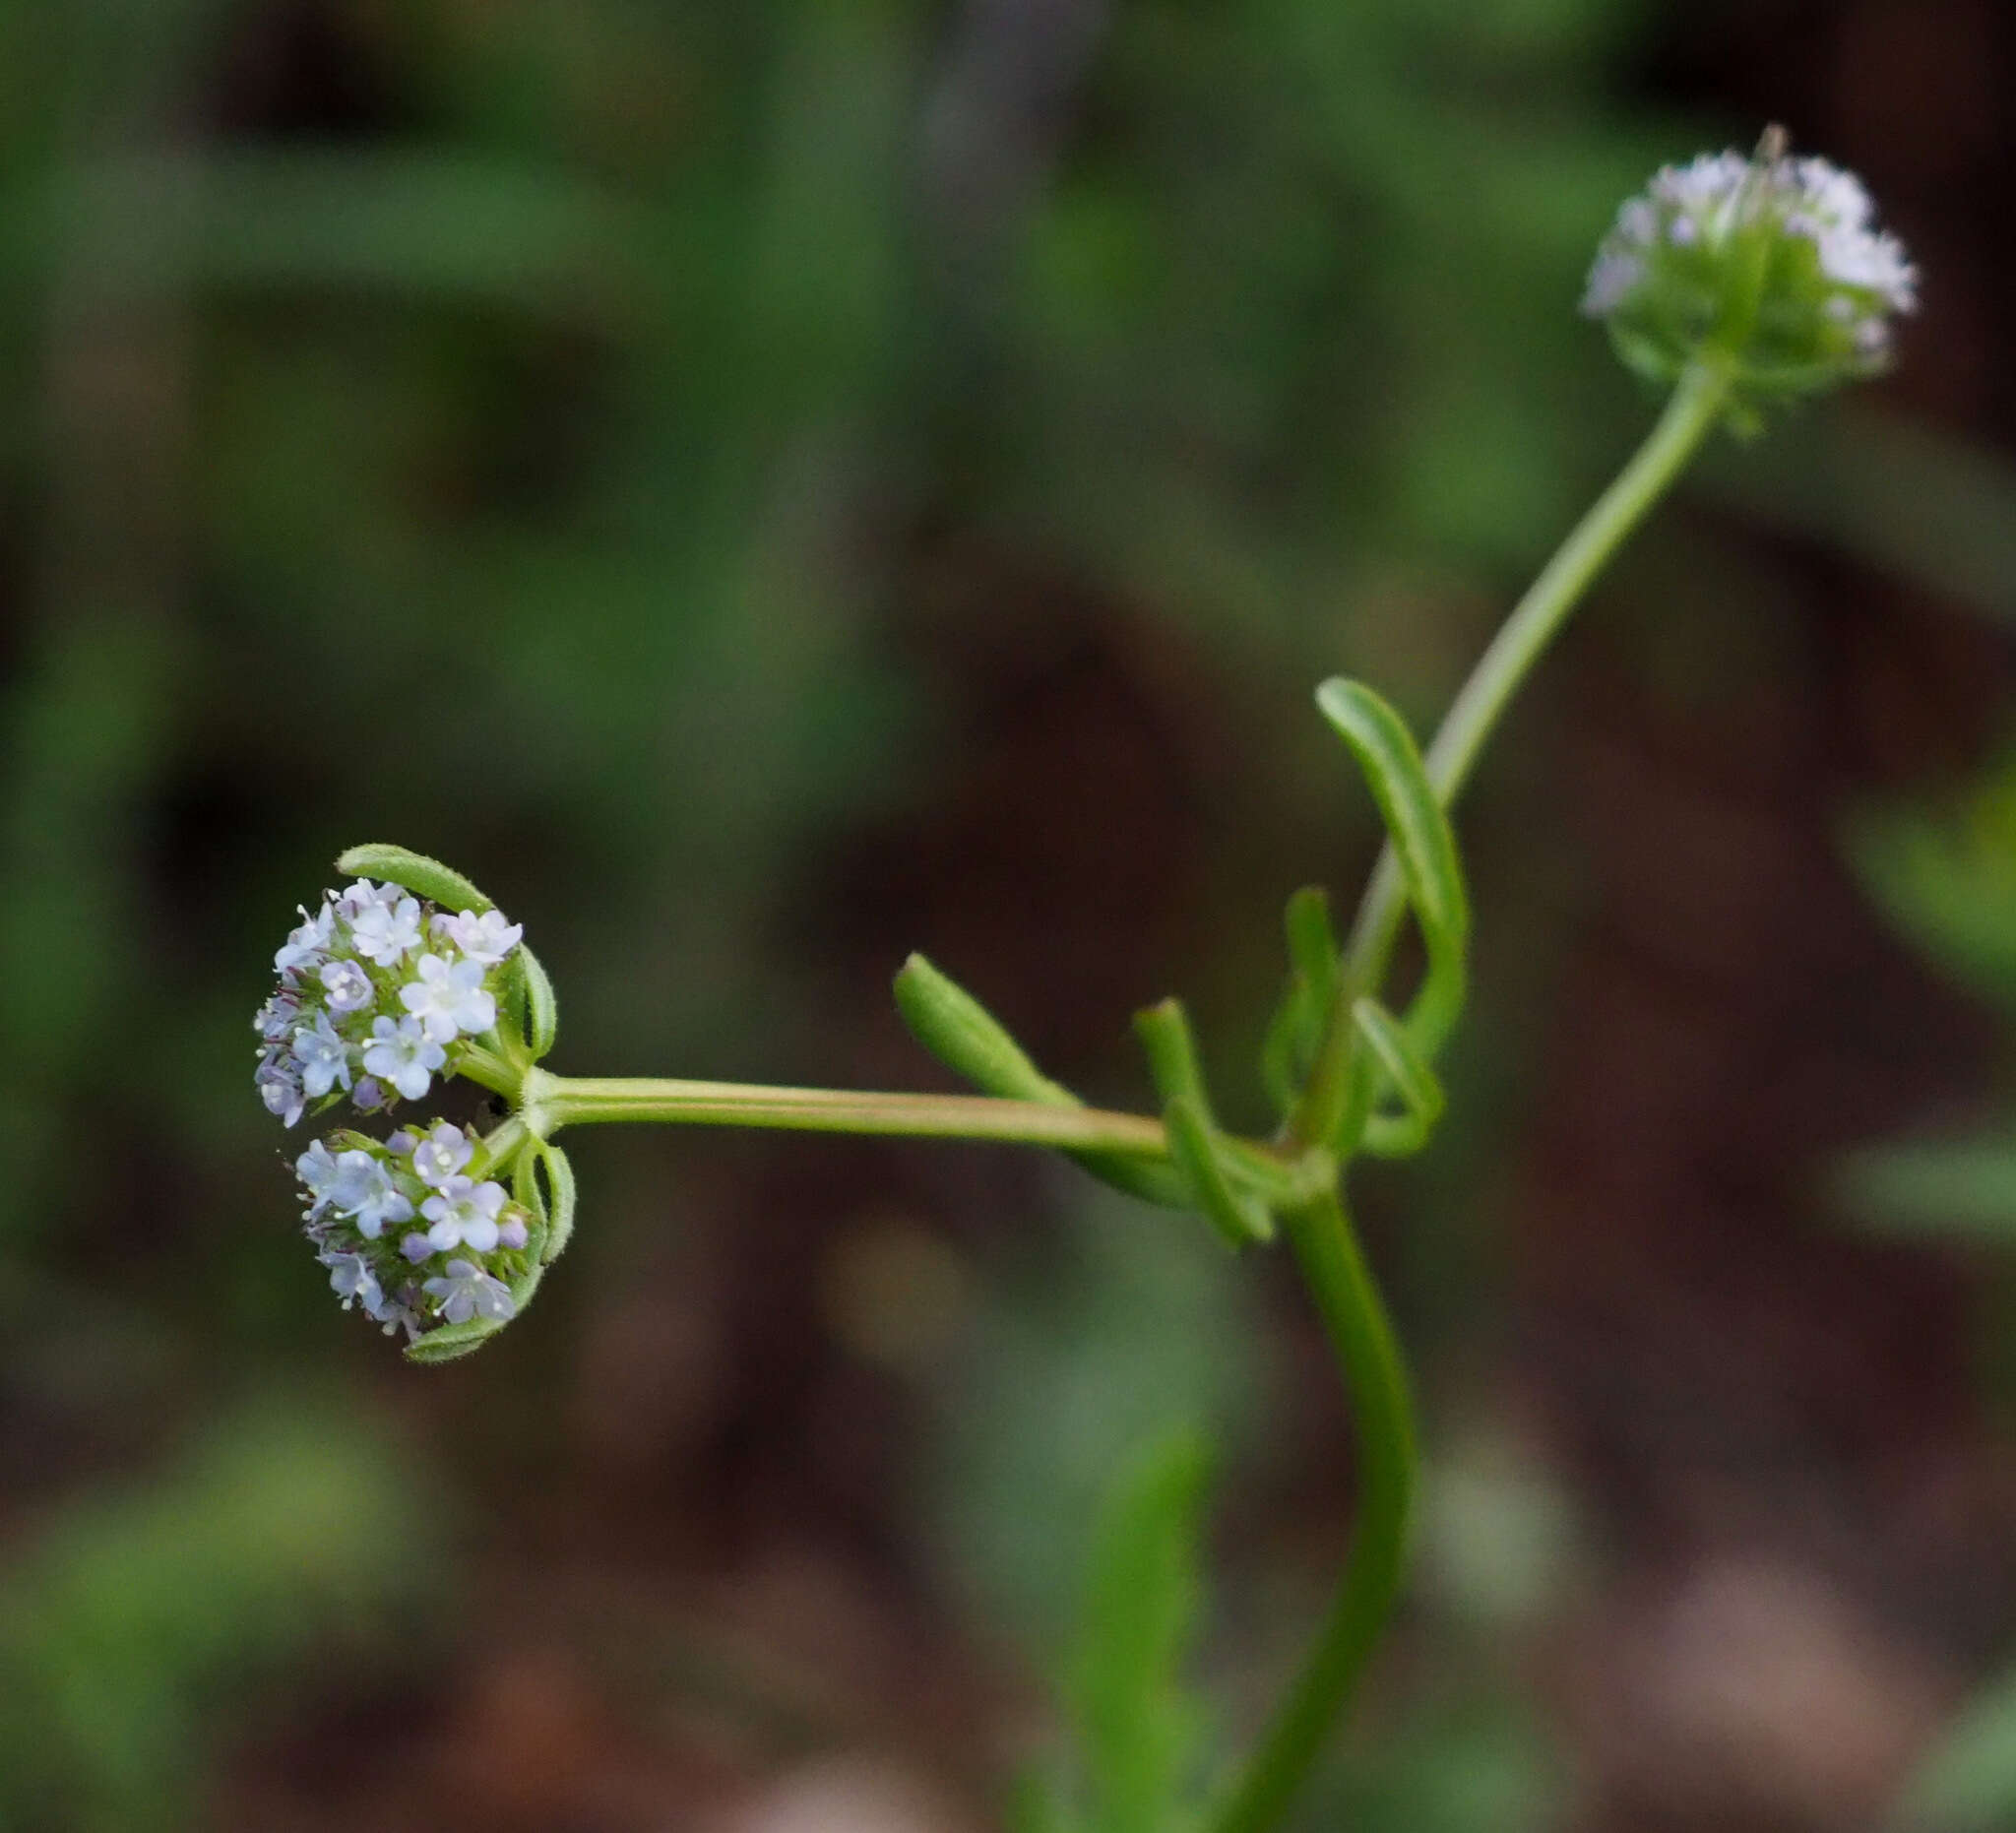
(536, 1143), (578, 1264)
(895, 954), (1188, 1209)
(1835, 1135), (2016, 1243)
(1849, 786), (2016, 1016)
(1163, 1096), (1274, 1248)
(1066, 1425), (1215, 1833)
(334, 844), (493, 915)
(1353, 997), (1448, 1160)
(517, 942), (559, 1058)
(1897, 1660), (2016, 1829)
(1261, 886), (1341, 1113)
(1314, 677), (1470, 1056)
(1136, 1000), (1275, 1245)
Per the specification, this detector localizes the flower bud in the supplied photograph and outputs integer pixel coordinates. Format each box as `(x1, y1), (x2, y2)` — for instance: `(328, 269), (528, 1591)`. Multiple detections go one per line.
(1583, 132), (1917, 413)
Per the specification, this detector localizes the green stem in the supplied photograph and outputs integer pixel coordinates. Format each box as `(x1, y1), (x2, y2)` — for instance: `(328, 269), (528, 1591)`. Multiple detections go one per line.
(1292, 356), (1731, 1149)
(524, 1067), (1172, 1157)
(1209, 1189), (1415, 1833)
(1217, 360), (1732, 1833)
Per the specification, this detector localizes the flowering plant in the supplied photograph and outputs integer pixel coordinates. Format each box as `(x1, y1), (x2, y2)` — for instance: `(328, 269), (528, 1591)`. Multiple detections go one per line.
(257, 131), (1914, 1832)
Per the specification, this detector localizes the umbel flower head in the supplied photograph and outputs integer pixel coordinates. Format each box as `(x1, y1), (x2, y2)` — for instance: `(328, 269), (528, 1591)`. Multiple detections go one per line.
(1583, 129), (1917, 417)
(256, 845), (571, 1362)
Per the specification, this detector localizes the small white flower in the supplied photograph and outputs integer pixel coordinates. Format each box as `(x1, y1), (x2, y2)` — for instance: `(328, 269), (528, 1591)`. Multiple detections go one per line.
(319, 958), (375, 1014)
(322, 1250), (383, 1314)
(349, 894), (425, 967)
(433, 908), (524, 967)
(257, 1056), (305, 1127)
(360, 1015), (446, 1103)
(422, 1258), (515, 1326)
(253, 992), (300, 1043)
(400, 952), (497, 1043)
(410, 1121), (474, 1188)
(274, 903), (334, 975)
(335, 878), (396, 916)
(330, 1149), (413, 1239)
(419, 1175), (510, 1253)
(292, 1012), (353, 1099)
(365, 1286), (422, 1339)
(295, 1138), (343, 1218)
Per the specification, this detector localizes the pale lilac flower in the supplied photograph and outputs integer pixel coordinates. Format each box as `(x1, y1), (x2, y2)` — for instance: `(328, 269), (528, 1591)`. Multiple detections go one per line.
(419, 1175), (509, 1253)
(360, 1015), (446, 1103)
(422, 1258), (515, 1326)
(274, 903), (334, 975)
(364, 1286), (422, 1339)
(410, 1121), (473, 1188)
(351, 1076), (390, 1112)
(253, 991), (300, 1044)
(257, 1056), (305, 1127)
(335, 878), (395, 917)
(386, 1129), (417, 1156)
(498, 1214), (529, 1252)
(330, 1149), (412, 1239)
(401, 1232), (435, 1264)
(433, 908), (523, 967)
(322, 1250), (383, 1314)
(400, 952), (496, 1043)
(319, 958), (375, 1014)
(295, 1138), (343, 1218)
(292, 1012), (353, 1099)
(349, 894), (425, 967)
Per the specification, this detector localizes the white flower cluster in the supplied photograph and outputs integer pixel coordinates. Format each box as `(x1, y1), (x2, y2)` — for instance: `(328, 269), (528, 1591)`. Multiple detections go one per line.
(294, 1122), (529, 1339)
(1582, 141), (1918, 401)
(253, 878), (522, 1127)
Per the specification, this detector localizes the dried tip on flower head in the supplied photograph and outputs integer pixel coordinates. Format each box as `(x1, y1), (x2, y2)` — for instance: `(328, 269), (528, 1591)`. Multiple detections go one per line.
(1583, 129), (1917, 414)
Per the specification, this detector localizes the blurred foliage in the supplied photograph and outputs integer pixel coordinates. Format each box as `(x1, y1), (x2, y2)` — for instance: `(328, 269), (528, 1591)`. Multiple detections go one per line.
(1015, 1424), (1216, 1833)
(1843, 762), (2016, 1826)
(0, 1401), (435, 1829)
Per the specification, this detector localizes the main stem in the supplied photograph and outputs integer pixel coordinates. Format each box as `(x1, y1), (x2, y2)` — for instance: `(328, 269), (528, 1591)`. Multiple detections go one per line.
(1211, 1189), (1415, 1833)
(1217, 358), (1732, 1833)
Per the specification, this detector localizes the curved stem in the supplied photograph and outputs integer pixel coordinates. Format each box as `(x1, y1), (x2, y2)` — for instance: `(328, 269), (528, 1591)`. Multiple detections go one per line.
(1208, 1188), (1416, 1833)
(1292, 357), (1732, 1148)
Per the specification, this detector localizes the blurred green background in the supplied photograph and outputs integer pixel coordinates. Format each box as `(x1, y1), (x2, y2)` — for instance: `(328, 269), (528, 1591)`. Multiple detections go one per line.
(4, 1), (2016, 1827)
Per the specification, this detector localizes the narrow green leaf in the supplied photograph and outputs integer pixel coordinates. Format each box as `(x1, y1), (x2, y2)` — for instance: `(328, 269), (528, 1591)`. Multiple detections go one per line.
(517, 942), (559, 1058)
(1068, 1425), (1215, 1833)
(1163, 1096), (1274, 1248)
(1261, 887), (1342, 1113)
(334, 844), (493, 915)
(896, 954), (1188, 1208)
(536, 1143), (577, 1264)
(1134, 999), (1211, 1114)
(1284, 885), (1341, 1000)
(1314, 681), (1470, 1054)
(1353, 998), (1447, 1160)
